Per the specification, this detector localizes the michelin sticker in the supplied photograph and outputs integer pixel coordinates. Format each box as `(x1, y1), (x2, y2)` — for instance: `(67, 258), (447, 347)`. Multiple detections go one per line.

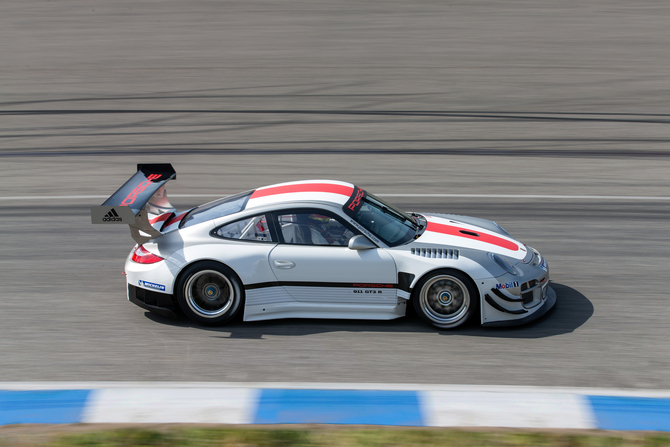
(540, 259), (548, 272)
(138, 280), (166, 291)
(496, 281), (519, 290)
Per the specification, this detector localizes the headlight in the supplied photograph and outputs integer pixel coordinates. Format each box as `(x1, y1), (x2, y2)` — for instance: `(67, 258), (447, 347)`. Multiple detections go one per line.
(525, 246), (548, 271)
(529, 247), (542, 267)
(488, 253), (518, 276)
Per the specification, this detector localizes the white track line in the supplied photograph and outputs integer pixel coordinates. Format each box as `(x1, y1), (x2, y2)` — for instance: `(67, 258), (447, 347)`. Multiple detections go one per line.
(0, 194), (222, 201)
(2, 382), (670, 397)
(0, 381), (670, 399)
(1, 193), (670, 201)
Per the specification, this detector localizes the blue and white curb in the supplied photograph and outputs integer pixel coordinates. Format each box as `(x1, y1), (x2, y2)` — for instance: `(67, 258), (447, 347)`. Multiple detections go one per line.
(1, 383), (669, 431)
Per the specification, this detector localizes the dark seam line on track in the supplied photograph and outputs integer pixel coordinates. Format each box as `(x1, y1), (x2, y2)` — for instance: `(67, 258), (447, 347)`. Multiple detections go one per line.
(3, 106), (670, 118)
(2, 148), (670, 158)
(5, 135), (670, 144)
(2, 110), (670, 124)
(0, 93), (432, 107)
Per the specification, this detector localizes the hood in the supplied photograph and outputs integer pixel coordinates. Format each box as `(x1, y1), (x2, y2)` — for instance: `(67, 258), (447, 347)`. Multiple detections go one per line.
(415, 213), (525, 260)
(428, 213), (514, 239)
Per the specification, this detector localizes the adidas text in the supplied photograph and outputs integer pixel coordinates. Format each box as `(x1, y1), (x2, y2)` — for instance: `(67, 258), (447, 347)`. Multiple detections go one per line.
(103, 209), (122, 222)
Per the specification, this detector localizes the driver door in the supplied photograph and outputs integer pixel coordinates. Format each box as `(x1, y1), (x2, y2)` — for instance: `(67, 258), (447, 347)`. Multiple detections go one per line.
(268, 209), (398, 305)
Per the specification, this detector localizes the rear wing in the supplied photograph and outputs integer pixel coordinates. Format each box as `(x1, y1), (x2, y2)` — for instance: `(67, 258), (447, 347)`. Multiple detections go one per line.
(91, 164), (177, 244)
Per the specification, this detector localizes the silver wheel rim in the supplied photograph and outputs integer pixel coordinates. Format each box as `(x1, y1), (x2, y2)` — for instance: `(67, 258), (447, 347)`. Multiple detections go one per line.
(419, 275), (470, 326)
(184, 270), (235, 318)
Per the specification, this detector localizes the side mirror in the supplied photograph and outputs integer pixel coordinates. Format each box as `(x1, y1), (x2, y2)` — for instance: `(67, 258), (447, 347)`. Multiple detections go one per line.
(348, 234), (376, 250)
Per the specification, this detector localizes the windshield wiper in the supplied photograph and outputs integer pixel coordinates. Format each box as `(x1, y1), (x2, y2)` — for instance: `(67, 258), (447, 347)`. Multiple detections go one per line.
(410, 212), (425, 230)
(381, 206), (419, 230)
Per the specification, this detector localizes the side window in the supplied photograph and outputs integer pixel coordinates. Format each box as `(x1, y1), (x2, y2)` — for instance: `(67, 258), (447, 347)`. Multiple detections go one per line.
(277, 211), (355, 246)
(215, 214), (274, 242)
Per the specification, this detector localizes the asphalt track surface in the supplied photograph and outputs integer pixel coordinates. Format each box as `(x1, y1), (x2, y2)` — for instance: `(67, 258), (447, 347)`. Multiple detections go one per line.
(1, 1), (669, 389)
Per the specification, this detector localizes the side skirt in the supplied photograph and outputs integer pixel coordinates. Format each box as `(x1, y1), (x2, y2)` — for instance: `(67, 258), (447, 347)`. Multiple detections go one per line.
(244, 301), (407, 322)
(242, 277), (410, 322)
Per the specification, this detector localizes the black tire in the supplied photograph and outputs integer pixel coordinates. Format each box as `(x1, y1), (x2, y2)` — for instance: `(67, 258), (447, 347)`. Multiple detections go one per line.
(412, 269), (479, 329)
(175, 261), (244, 326)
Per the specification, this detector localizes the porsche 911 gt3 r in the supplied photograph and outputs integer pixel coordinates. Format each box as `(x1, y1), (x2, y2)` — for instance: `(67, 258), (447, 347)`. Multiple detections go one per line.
(91, 164), (556, 329)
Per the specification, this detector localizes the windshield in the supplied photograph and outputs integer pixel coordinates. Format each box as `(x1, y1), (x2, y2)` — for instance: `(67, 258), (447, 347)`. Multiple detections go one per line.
(343, 187), (417, 246)
(180, 190), (252, 229)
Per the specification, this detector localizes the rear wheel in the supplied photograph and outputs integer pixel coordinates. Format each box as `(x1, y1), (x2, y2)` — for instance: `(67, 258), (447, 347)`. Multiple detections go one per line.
(412, 269), (478, 329)
(176, 262), (244, 325)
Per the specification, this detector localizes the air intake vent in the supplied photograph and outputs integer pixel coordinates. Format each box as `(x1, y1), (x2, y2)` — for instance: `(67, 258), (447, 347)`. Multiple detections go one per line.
(521, 279), (539, 305)
(411, 247), (459, 259)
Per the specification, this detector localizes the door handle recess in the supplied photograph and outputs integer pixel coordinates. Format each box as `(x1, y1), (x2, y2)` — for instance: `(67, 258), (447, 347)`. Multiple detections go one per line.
(273, 260), (296, 269)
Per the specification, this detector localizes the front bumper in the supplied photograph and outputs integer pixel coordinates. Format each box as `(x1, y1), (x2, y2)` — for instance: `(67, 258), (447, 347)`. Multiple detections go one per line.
(482, 285), (556, 327)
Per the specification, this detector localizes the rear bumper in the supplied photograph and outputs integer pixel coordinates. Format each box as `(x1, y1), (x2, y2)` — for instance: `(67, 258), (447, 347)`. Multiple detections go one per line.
(128, 284), (179, 318)
(482, 285), (556, 327)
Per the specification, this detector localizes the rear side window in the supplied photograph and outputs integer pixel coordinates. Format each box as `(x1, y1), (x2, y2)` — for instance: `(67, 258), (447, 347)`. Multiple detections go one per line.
(214, 214), (274, 242)
(181, 191), (252, 229)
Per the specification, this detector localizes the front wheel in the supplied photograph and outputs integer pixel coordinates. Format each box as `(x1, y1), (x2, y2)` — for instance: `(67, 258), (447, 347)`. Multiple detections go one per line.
(176, 262), (244, 326)
(412, 269), (478, 329)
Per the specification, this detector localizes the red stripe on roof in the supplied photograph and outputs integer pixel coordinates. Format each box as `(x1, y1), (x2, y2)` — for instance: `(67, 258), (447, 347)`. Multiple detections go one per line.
(250, 183), (354, 199)
(426, 221), (519, 251)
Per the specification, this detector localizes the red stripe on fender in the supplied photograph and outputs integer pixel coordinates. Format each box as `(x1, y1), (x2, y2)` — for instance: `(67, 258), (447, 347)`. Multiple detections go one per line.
(426, 221), (519, 251)
(250, 183), (354, 199)
(149, 213), (172, 225)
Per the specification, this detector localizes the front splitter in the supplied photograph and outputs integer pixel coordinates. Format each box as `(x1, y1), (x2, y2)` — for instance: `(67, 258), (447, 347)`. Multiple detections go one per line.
(481, 285), (557, 327)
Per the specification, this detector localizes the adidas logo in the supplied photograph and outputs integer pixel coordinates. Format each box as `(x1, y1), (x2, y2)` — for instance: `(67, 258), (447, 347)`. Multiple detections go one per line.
(102, 208), (123, 222)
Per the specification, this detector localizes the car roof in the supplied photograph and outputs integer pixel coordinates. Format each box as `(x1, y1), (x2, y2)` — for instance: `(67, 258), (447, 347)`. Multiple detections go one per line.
(245, 179), (355, 210)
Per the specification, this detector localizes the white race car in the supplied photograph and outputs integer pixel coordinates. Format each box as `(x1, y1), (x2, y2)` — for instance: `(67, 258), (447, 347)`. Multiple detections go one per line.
(92, 164), (555, 329)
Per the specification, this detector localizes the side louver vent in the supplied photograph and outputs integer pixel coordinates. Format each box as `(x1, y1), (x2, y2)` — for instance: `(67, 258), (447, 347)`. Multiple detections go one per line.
(411, 247), (459, 259)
